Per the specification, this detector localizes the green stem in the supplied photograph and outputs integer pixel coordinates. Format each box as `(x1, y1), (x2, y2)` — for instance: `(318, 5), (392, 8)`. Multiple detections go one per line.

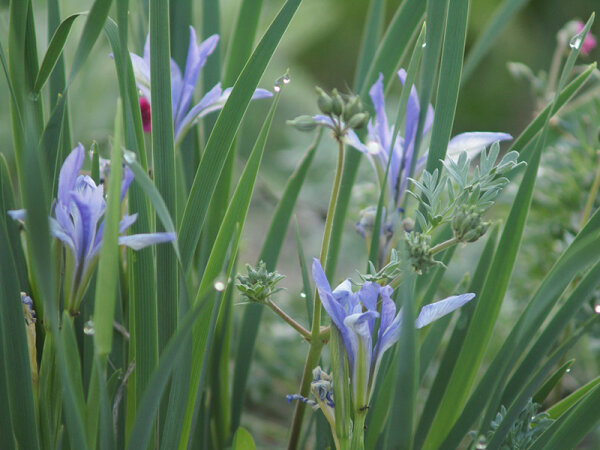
(288, 139), (345, 449)
(544, 44), (564, 103)
(429, 236), (459, 255)
(350, 412), (367, 450)
(267, 300), (311, 341)
(581, 150), (600, 227)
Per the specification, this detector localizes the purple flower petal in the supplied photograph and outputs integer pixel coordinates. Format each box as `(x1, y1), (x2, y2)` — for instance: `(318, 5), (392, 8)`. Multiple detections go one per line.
(58, 144), (85, 205)
(118, 232), (176, 250)
(175, 83), (223, 141)
(120, 166), (134, 201)
(119, 213), (138, 233)
(369, 73), (391, 151)
(415, 293), (475, 329)
(446, 132), (513, 161)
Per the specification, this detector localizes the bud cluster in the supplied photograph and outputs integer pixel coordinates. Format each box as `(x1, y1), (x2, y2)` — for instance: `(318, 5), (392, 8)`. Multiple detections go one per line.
(452, 204), (490, 243)
(236, 261), (285, 304)
(405, 232), (439, 273)
(287, 87), (369, 139)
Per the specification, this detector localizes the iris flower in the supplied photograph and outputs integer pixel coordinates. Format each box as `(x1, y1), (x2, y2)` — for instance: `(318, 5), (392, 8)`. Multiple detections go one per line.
(130, 26), (272, 145)
(9, 144), (175, 312)
(312, 258), (474, 407)
(347, 71), (512, 208)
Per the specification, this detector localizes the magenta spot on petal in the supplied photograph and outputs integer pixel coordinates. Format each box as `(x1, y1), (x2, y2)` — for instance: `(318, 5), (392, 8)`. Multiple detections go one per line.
(139, 97), (152, 133)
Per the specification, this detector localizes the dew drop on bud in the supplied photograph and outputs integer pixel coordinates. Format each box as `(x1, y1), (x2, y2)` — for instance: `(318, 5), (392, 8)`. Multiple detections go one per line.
(84, 320), (95, 336)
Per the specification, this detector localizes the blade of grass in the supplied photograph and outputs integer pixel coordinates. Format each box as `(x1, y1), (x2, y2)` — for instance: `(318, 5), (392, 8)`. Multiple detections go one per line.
(229, 129), (321, 435)
(149, 0), (178, 357)
(0, 183), (39, 449)
(354, 0), (385, 91)
(178, 0), (304, 270)
(546, 375), (600, 420)
(424, 0), (469, 175)
(179, 88), (281, 446)
(532, 360), (575, 405)
(414, 223), (499, 448)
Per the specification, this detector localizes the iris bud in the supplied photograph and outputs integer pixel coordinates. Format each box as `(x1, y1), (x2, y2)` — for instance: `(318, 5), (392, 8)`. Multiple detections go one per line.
(316, 87), (334, 115)
(343, 95), (363, 121)
(348, 112), (369, 130)
(331, 89), (344, 116)
(287, 115), (318, 132)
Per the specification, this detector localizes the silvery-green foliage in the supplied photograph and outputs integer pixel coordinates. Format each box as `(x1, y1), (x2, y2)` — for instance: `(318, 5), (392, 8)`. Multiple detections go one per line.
(471, 399), (554, 450)
(359, 249), (402, 284)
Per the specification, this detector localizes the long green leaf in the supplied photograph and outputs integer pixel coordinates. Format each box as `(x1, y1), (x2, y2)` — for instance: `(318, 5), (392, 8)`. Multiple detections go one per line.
(0, 181), (39, 449)
(179, 89), (281, 446)
(414, 223), (499, 448)
(424, 0), (469, 175)
(34, 13), (83, 93)
(232, 427), (256, 450)
(354, 0), (385, 91)
(230, 129), (321, 434)
(178, 0), (304, 270)
(67, 0), (113, 86)
(93, 102), (123, 356)
(546, 375), (600, 420)
(528, 381), (600, 449)
(532, 360), (574, 405)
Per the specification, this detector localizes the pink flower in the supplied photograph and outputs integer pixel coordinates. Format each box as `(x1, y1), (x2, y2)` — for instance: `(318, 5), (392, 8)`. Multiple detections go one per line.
(576, 21), (597, 55)
(139, 97), (151, 133)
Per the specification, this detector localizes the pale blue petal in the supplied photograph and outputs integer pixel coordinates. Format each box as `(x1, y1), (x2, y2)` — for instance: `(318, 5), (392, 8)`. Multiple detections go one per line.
(415, 293), (475, 329)
(130, 53), (151, 100)
(344, 310), (378, 404)
(446, 132), (513, 161)
(119, 213), (138, 233)
(175, 83), (223, 141)
(343, 129), (370, 154)
(369, 73), (391, 151)
(118, 232), (176, 250)
(312, 114), (335, 127)
(358, 282), (380, 312)
(7, 209), (26, 221)
(49, 217), (75, 251)
(120, 166), (134, 201)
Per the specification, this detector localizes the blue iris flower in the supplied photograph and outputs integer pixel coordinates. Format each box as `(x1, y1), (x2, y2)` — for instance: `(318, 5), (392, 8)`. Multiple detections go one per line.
(9, 144), (175, 312)
(130, 26), (272, 146)
(346, 70), (512, 209)
(312, 258), (474, 407)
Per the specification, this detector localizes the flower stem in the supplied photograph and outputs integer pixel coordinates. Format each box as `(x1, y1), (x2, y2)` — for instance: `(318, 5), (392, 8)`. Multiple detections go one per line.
(350, 411), (367, 450)
(288, 139), (345, 449)
(430, 236), (460, 255)
(266, 300), (311, 341)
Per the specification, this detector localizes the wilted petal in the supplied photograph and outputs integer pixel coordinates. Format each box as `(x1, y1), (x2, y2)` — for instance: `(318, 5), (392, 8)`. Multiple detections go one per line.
(415, 293), (475, 329)
(7, 209), (26, 221)
(58, 144), (85, 205)
(447, 132), (512, 161)
(118, 232), (176, 250)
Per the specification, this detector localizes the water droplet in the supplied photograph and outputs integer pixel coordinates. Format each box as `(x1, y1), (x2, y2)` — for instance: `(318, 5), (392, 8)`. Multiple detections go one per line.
(274, 72), (291, 92)
(422, 42), (427, 48)
(594, 304), (600, 314)
(569, 34), (583, 50)
(214, 280), (226, 292)
(84, 320), (95, 335)
(566, 368), (571, 373)
(28, 92), (39, 102)
(475, 435), (487, 449)
(300, 292), (307, 298)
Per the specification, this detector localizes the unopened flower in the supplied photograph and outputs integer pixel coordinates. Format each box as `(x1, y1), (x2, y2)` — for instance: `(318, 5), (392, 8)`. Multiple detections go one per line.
(139, 97), (151, 132)
(130, 27), (272, 145)
(9, 144), (175, 313)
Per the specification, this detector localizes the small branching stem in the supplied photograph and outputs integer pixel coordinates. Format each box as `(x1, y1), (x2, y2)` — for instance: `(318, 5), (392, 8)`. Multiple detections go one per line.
(266, 300), (311, 341)
(430, 236), (460, 255)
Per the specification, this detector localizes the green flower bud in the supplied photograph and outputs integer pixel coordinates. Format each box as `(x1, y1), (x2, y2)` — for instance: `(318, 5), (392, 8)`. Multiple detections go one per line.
(452, 204), (489, 243)
(316, 87), (334, 115)
(287, 115), (318, 132)
(236, 261), (285, 304)
(331, 89), (344, 116)
(405, 232), (439, 273)
(343, 95), (363, 121)
(347, 112), (369, 130)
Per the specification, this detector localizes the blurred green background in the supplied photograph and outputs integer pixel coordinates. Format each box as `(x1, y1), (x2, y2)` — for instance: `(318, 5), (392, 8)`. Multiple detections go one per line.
(1, 0), (598, 447)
